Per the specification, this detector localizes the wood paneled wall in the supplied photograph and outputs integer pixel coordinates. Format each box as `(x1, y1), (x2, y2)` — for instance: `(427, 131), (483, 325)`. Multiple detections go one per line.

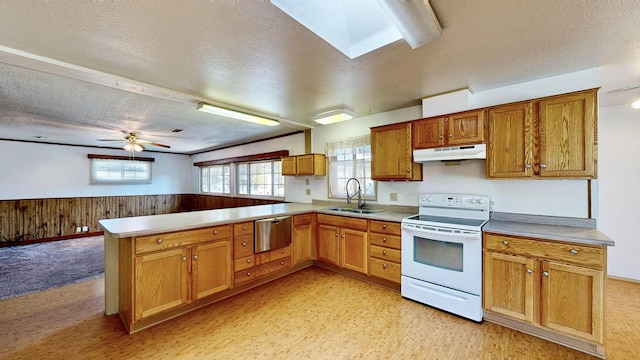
(0, 194), (282, 245)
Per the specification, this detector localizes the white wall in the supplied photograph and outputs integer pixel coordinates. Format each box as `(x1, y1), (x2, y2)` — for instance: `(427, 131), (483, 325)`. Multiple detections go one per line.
(598, 105), (640, 280)
(0, 140), (191, 200)
(189, 132), (306, 201)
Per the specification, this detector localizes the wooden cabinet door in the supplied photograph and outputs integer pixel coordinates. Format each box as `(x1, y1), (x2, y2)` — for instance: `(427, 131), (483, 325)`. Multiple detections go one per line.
(413, 117), (445, 149)
(192, 240), (232, 300)
(487, 102), (534, 178)
(293, 223), (314, 264)
(135, 247), (189, 320)
(371, 122), (422, 181)
(340, 228), (367, 274)
(539, 91), (596, 178)
(447, 110), (485, 145)
(296, 154), (314, 175)
(281, 157), (296, 175)
(317, 225), (340, 265)
(540, 261), (604, 343)
(483, 251), (535, 323)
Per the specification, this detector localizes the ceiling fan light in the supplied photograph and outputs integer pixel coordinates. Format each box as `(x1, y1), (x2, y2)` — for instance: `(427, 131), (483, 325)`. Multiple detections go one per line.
(631, 98), (640, 109)
(197, 103), (280, 126)
(133, 143), (144, 152)
(313, 108), (354, 125)
(124, 143), (134, 152)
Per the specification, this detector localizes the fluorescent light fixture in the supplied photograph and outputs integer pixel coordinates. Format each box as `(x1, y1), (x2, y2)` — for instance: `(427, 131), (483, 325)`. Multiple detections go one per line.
(377, 0), (443, 49)
(124, 143), (144, 152)
(197, 103), (280, 126)
(313, 108), (354, 125)
(631, 98), (640, 109)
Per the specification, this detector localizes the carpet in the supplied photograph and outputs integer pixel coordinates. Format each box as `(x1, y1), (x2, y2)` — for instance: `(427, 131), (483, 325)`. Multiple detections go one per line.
(0, 236), (104, 301)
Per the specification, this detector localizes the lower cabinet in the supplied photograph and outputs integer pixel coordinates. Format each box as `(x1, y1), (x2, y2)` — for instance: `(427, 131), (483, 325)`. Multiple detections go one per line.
(316, 214), (368, 274)
(293, 213), (315, 264)
(368, 220), (401, 283)
(233, 245), (292, 285)
(483, 233), (606, 357)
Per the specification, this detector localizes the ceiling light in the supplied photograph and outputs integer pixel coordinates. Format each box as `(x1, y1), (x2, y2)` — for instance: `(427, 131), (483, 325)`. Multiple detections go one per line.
(124, 143), (144, 152)
(313, 108), (354, 125)
(377, 0), (443, 49)
(197, 103), (279, 126)
(631, 99), (640, 109)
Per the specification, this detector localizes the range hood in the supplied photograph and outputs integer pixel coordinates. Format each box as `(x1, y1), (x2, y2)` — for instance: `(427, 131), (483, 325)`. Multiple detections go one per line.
(413, 143), (486, 162)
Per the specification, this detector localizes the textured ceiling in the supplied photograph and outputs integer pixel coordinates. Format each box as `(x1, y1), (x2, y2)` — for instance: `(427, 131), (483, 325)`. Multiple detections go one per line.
(0, 1), (639, 154)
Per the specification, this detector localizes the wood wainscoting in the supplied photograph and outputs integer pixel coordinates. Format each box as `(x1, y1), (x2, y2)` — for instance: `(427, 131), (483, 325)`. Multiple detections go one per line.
(0, 194), (282, 246)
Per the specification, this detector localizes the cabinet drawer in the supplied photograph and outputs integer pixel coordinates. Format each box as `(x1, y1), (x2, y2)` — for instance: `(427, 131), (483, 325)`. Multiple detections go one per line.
(234, 256), (292, 286)
(369, 257), (401, 283)
(234, 255), (256, 271)
(485, 234), (605, 270)
(293, 213), (313, 226)
(135, 225), (231, 254)
(233, 235), (254, 259)
(369, 233), (401, 250)
(370, 245), (401, 263)
(317, 214), (368, 231)
(234, 245), (291, 271)
(234, 221), (254, 236)
(369, 220), (401, 235)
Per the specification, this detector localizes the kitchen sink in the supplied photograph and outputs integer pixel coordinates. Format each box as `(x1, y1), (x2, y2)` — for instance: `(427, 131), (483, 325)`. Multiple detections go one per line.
(323, 207), (384, 214)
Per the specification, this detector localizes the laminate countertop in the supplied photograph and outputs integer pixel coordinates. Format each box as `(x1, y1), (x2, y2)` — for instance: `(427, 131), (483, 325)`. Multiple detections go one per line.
(483, 212), (614, 247)
(99, 202), (415, 238)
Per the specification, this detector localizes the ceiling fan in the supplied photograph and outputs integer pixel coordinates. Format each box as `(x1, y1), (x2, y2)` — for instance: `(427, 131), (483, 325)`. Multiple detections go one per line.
(98, 132), (171, 152)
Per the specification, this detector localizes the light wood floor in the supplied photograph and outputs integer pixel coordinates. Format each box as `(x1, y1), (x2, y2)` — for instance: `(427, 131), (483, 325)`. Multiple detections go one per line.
(1, 267), (638, 359)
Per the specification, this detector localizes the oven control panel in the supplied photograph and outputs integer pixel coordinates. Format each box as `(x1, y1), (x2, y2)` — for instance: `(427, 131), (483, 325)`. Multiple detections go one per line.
(418, 193), (489, 210)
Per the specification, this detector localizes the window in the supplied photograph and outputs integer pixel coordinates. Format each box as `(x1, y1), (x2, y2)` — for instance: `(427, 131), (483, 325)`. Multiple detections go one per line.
(327, 135), (376, 200)
(236, 160), (284, 198)
(201, 164), (231, 194)
(91, 158), (151, 183)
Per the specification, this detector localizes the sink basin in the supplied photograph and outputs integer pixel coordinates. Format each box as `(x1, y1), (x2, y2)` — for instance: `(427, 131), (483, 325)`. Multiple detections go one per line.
(323, 207), (383, 214)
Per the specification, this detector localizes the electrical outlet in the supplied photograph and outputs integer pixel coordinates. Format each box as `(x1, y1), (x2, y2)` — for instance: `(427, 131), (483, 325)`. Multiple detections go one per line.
(82, 226), (88, 232)
(305, 179), (309, 185)
(76, 227), (81, 233)
(390, 193), (398, 201)
(305, 189), (311, 196)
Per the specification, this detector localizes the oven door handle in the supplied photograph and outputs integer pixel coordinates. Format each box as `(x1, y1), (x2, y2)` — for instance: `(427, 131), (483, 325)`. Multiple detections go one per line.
(401, 223), (481, 241)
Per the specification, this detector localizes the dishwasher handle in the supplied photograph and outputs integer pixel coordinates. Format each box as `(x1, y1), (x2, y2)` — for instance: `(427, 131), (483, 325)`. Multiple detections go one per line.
(255, 215), (290, 225)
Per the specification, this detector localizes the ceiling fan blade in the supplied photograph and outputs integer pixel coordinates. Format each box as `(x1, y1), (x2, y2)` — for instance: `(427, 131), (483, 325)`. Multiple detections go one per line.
(97, 139), (126, 142)
(144, 142), (171, 149)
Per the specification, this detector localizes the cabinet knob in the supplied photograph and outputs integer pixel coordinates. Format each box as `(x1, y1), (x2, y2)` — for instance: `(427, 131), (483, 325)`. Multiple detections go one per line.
(213, 230), (218, 235)
(294, 232), (298, 236)
(449, 134), (453, 138)
(335, 233), (339, 237)
(382, 263), (387, 269)
(182, 256), (187, 261)
(383, 237), (387, 242)
(382, 224), (387, 229)
(280, 249), (285, 253)
(542, 271), (550, 277)
(157, 238), (163, 244)
(502, 240), (509, 245)
(302, 216), (306, 220)
(439, 135), (443, 139)
(242, 242), (247, 246)
(525, 164), (532, 169)
(382, 250), (387, 256)
(280, 261), (285, 265)
(242, 226), (247, 230)
(193, 255), (198, 260)
(570, 249), (578, 255)
(247, 272), (252, 276)
(540, 164), (547, 169)
(341, 234), (345, 238)
(246, 259), (251, 263)
(526, 269), (532, 274)
(407, 169), (410, 173)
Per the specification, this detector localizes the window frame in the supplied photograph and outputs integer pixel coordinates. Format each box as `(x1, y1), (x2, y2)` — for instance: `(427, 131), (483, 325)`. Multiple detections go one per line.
(326, 135), (377, 201)
(200, 164), (232, 195)
(88, 155), (153, 184)
(235, 159), (285, 200)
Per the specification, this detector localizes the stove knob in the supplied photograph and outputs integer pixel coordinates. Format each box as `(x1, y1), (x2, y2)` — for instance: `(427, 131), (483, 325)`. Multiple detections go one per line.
(470, 198), (477, 204)
(477, 198), (485, 204)
(426, 196), (433, 202)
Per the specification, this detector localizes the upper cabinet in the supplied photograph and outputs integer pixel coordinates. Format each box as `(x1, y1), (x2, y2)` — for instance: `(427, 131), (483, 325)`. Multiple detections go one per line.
(282, 154), (326, 176)
(413, 110), (485, 149)
(371, 122), (423, 181)
(487, 89), (597, 179)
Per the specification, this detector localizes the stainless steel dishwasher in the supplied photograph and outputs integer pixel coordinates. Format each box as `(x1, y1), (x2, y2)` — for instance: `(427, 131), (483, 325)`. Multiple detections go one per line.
(254, 216), (292, 253)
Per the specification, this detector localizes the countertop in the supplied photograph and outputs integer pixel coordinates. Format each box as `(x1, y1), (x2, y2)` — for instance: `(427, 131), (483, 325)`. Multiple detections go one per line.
(483, 213), (614, 247)
(99, 202), (416, 238)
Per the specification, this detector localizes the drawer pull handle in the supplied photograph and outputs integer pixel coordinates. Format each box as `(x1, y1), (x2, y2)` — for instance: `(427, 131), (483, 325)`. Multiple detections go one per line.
(570, 249), (578, 255)
(182, 256), (187, 261)
(193, 255), (198, 260)
(247, 272), (252, 276)
(281, 249), (285, 253)
(294, 232), (298, 236)
(280, 261), (285, 265)
(542, 271), (549, 277)
(302, 216), (306, 220)
(242, 226), (247, 230)
(382, 224), (387, 229)
(335, 233), (339, 237)
(246, 259), (251, 263)
(157, 238), (163, 244)
(213, 230), (218, 235)
(382, 263), (387, 269)
(382, 250), (387, 256)
(382, 237), (387, 242)
(526, 269), (532, 274)
(502, 240), (509, 245)
(242, 242), (247, 246)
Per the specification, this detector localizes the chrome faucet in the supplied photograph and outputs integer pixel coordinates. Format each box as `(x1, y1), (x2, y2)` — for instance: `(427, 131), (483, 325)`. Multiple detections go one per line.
(346, 177), (365, 209)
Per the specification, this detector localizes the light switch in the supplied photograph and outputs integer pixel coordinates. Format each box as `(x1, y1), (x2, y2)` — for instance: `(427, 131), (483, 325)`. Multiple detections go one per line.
(390, 193), (398, 201)
(305, 179), (309, 185)
(306, 189), (311, 195)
